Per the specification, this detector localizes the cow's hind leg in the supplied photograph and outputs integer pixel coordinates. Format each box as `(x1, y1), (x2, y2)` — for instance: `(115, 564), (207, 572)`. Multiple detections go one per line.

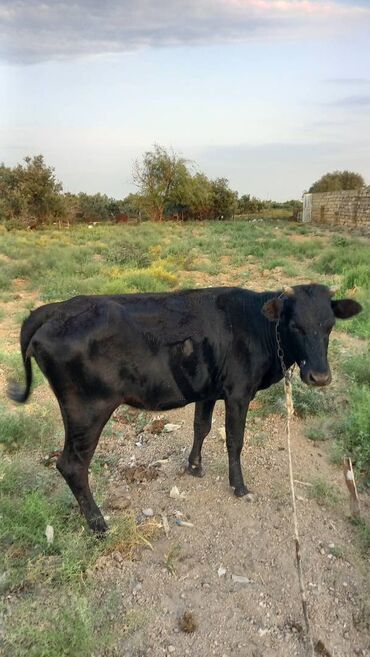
(188, 400), (216, 477)
(57, 403), (115, 533)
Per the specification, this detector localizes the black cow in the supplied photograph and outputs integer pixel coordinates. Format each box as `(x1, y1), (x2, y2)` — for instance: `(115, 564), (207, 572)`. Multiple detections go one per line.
(9, 284), (361, 533)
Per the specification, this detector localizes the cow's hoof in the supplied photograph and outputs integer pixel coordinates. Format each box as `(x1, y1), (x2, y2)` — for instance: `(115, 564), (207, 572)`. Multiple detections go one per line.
(234, 485), (248, 497)
(187, 464), (205, 478)
(89, 516), (108, 535)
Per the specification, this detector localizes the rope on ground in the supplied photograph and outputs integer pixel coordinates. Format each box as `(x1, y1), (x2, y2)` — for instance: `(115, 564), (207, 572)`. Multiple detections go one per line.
(284, 371), (316, 657)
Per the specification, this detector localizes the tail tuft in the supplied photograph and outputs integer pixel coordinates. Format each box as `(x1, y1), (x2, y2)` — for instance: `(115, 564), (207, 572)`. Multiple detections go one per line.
(7, 357), (33, 404)
(8, 381), (29, 403)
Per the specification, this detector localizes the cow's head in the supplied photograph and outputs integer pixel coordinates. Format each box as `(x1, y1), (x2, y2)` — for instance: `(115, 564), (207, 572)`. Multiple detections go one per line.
(262, 284), (362, 386)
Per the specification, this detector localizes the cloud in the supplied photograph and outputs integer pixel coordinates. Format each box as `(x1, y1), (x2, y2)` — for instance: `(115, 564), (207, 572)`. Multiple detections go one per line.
(329, 95), (370, 107)
(323, 78), (370, 85)
(1, 0), (369, 64)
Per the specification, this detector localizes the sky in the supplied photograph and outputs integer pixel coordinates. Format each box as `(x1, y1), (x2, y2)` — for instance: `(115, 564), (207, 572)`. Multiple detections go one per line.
(1, 0), (370, 201)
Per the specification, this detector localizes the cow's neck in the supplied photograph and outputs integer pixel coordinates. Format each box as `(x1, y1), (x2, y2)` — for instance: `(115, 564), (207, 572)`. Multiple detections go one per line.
(273, 320), (298, 383)
(260, 291), (296, 379)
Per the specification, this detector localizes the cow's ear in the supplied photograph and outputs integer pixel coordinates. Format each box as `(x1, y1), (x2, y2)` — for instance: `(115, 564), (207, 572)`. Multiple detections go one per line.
(262, 298), (284, 321)
(331, 299), (362, 319)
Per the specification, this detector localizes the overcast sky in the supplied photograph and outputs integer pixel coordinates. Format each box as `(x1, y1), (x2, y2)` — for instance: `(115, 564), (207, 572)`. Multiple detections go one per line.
(1, 0), (370, 200)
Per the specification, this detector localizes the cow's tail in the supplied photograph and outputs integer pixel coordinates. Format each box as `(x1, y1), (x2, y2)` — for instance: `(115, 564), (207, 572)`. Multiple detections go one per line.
(7, 304), (58, 404)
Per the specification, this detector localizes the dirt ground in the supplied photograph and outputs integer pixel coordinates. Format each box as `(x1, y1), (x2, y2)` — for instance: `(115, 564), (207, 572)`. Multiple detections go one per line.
(92, 399), (370, 657)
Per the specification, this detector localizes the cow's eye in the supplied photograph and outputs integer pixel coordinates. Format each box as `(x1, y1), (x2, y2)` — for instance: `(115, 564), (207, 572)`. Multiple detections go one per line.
(291, 322), (305, 336)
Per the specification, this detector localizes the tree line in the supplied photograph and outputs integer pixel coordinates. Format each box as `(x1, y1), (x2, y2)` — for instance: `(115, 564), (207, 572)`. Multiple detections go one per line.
(0, 147), (365, 228)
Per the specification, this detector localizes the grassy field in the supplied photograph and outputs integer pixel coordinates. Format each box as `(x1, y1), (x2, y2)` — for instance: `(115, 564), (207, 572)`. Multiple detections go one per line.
(0, 217), (369, 656)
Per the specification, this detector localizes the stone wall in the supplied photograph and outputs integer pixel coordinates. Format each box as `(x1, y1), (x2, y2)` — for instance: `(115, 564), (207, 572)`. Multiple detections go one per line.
(303, 188), (370, 232)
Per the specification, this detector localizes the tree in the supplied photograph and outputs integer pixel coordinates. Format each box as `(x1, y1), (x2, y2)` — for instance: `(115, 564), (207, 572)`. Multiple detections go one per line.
(0, 164), (26, 222)
(133, 145), (188, 222)
(16, 155), (65, 225)
(186, 173), (213, 221)
(0, 155), (65, 227)
(237, 194), (268, 215)
(76, 193), (120, 222)
(211, 178), (238, 219)
(309, 170), (365, 193)
(121, 193), (145, 219)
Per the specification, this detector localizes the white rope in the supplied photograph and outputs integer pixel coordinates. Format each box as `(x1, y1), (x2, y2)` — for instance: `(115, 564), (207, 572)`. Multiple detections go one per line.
(284, 372), (316, 657)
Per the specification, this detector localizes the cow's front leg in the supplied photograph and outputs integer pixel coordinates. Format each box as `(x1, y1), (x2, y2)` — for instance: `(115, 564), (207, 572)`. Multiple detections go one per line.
(225, 398), (249, 497)
(188, 399), (216, 477)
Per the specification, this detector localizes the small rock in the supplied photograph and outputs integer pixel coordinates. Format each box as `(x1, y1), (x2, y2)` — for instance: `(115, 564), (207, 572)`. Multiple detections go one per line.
(142, 508), (154, 517)
(45, 524), (54, 545)
(170, 486), (186, 500)
(245, 493), (255, 503)
(168, 646), (176, 654)
(164, 423), (181, 433)
(231, 575), (252, 585)
(218, 565), (227, 578)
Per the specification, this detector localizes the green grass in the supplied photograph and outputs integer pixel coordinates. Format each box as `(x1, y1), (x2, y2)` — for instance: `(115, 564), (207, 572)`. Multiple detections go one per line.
(352, 517), (370, 555)
(305, 418), (332, 442)
(328, 544), (344, 559)
(3, 586), (129, 657)
(313, 239), (370, 339)
(164, 544), (182, 575)
(334, 385), (370, 485)
(253, 377), (336, 419)
(0, 457), (158, 592)
(0, 349), (45, 388)
(342, 351), (370, 386)
(309, 478), (340, 507)
(0, 402), (56, 450)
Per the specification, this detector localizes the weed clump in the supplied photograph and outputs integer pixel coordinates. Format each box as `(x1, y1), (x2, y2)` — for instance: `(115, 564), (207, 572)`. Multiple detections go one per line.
(309, 478), (340, 507)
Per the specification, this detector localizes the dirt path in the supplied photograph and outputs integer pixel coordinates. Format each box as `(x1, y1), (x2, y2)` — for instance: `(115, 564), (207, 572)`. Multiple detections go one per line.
(95, 401), (370, 657)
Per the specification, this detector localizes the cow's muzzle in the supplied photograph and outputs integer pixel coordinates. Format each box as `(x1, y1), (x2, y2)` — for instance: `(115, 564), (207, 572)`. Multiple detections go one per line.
(299, 361), (332, 387)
